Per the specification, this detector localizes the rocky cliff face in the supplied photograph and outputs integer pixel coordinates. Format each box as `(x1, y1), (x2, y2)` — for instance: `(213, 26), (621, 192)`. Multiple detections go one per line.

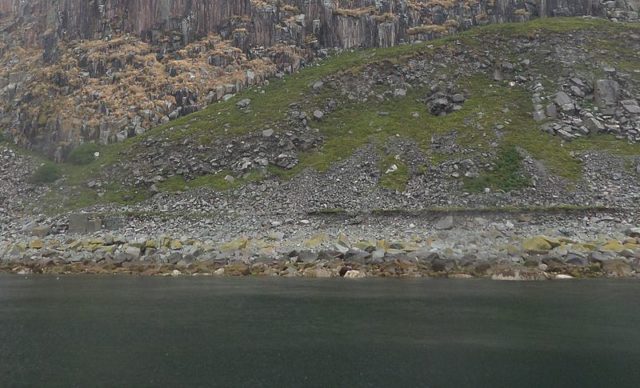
(0, 0), (638, 157)
(5, 0), (637, 49)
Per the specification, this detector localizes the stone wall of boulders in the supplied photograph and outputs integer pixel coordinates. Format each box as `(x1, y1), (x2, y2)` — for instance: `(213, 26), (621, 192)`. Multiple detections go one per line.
(3, 212), (640, 279)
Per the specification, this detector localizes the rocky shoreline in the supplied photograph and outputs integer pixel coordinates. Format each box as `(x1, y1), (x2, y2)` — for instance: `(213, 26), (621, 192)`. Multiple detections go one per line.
(3, 211), (640, 280)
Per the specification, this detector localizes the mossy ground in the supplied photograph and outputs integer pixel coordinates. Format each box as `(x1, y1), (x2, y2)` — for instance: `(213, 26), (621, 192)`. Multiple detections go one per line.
(464, 146), (531, 192)
(31, 18), (640, 213)
(379, 154), (410, 192)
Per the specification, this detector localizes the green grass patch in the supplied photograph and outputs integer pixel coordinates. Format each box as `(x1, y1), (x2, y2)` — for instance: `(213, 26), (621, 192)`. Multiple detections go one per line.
(570, 134), (640, 156)
(156, 175), (188, 192)
(379, 154), (410, 192)
(30, 163), (61, 184)
(98, 182), (150, 205)
(464, 146), (530, 192)
(67, 143), (100, 165)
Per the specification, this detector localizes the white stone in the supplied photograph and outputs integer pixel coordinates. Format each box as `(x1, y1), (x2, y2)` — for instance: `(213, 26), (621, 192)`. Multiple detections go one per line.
(344, 270), (365, 279)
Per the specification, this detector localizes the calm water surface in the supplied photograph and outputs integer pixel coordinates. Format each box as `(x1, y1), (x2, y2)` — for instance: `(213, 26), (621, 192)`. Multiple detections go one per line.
(1, 276), (639, 387)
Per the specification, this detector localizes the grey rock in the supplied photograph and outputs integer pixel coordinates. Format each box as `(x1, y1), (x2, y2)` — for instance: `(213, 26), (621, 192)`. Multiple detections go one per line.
(570, 85), (585, 98)
(570, 77), (586, 88)
(557, 129), (574, 140)
(311, 81), (324, 91)
(369, 249), (386, 264)
(435, 216), (455, 230)
(451, 94), (465, 103)
(313, 110), (324, 121)
(30, 225), (50, 238)
(334, 243), (349, 255)
(124, 246), (141, 260)
(533, 110), (546, 122)
(583, 117), (604, 132)
(345, 249), (369, 264)
(625, 227), (640, 237)
(589, 250), (614, 263)
(565, 253), (588, 266)
(493, 69), (503, 81)
(167, 252), (183, 265)
(621, 100), (640, 114)
(68, 214), (102, 234)
(168, 109), (181, 120)
(428, 98), (452, 116)
(602, 259), (632, 277)
(594, 79), (619, 108)
(545, 103), (558, 119)
(236, 99), (251, 109)
(262, 129), (274, 137)
(554, 91), (575, 112)
(394, 89), (407, 98)
(413, 249), (440, 264)
(431, 256), (454, 272)
(501, 62), (515, 72)
(297, 250), (319, 263)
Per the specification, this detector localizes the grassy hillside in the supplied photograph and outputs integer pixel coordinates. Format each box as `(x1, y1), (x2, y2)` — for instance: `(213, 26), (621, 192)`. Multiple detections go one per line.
(30, 17), (640, 213)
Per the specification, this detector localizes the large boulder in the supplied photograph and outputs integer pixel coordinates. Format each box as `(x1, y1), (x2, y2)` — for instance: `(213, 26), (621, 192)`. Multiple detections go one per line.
(594, 79), (620, 108)
(583, 117), (605, 132)
(621, 100), (640, 114)
(434, 216), (455, 230)
(523, 237), (552, 252)
(602, 259), (633, 277)
(428, 98), (453, 116)
(554, 91), (575, 112)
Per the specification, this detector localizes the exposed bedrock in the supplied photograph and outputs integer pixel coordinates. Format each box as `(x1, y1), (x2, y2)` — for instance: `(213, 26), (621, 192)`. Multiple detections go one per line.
(2, 0), (636, 51)
(0, 0), (637, 156)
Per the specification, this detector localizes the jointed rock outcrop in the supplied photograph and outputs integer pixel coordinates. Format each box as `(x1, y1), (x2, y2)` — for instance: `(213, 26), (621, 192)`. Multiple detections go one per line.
(1, 0), (638, 155)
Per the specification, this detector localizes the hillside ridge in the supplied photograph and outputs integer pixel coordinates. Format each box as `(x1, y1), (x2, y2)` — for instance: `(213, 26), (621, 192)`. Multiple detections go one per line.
(0, 0), (638, 155)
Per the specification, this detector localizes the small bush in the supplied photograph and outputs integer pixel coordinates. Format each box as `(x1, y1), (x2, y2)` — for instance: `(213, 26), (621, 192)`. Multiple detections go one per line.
(68, 143), (100, 165)
(31, 163), (61, 184)
(0, 132), (6, 143)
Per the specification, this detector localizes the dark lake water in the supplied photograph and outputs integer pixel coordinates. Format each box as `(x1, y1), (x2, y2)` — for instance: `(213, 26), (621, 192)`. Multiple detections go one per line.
(1, 276), (639, 387)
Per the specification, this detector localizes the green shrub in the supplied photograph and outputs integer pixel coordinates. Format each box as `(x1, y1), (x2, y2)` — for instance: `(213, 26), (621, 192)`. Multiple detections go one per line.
(464, 146), (530, 192)
(31, 163), (61, 184)
(0, 132), (6, 143)
(67, 143), (100, 165)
